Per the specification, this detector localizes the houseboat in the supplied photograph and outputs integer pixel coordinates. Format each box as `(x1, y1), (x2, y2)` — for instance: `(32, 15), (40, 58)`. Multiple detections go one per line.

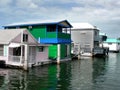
(102, 38), (120, 52)
(3, 20), (72, 64)
(0, 29), (49, 70)
(71, 23), (100, 57)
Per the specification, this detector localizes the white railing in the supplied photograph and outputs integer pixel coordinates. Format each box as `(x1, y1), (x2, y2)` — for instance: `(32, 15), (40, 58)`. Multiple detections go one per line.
(8, 55), (35, 66)
(8, 56), (24, 66)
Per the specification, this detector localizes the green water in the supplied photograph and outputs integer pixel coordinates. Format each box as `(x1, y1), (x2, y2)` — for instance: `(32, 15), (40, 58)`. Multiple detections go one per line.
(0, 53), (120, 90)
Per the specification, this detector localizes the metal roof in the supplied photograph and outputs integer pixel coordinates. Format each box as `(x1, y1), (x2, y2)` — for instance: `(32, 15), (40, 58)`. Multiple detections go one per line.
(0, 29), (26, 44)
(104, 38), (120, 43)
(71, 23), (99, 30)
(3, 20), (72, 28)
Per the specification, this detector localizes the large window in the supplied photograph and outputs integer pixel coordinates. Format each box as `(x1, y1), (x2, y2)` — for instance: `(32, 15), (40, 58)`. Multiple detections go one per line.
(13, 47), (21, 56)
(47, 25), (56, 32)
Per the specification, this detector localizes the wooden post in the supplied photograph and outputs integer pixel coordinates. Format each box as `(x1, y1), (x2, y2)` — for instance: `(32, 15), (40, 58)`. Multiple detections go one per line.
(23, 44), (29, 71)
(20, 45), (23, 64)
(57, 64), (60, 80)
(78, 44), (81, 60)
(57, 44), (60, 64)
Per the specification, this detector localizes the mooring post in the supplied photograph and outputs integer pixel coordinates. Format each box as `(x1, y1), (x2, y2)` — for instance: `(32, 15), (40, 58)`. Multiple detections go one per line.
(57, 44), (61, 64)
(78, 44), (81, 60)
(23, 44), (29, 71)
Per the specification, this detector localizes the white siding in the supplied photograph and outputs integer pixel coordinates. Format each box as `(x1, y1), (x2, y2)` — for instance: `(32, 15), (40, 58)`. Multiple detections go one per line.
(103, 43), (120, 51)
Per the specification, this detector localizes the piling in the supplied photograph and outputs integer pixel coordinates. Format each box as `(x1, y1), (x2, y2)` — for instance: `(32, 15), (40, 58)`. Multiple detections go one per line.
(78, 44), (81, 60)
(57, 44), (61, 64)
(23, 44), (29, 71)
(78, 54), (81, 60)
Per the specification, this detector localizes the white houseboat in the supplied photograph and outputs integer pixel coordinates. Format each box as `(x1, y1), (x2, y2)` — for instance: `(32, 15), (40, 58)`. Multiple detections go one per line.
(0, 29), (49, 70)
(102, 38), (120, 52)
(71, 23), (100, 57)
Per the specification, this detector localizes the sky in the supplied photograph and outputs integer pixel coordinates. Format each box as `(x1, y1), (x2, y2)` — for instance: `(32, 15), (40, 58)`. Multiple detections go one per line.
(0, 0), (120, 38)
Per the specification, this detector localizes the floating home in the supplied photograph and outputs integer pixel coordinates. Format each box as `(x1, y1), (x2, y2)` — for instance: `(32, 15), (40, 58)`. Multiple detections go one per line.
(71, 23), (101, 57)
(102, 38), (120, 52)
(3, 20), (72, 63)
(0, 29), (49, 70)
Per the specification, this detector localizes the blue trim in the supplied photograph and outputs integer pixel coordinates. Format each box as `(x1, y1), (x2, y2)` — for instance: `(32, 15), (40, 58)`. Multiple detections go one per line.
(3, 20), (72, 28)
(56, 25), (58, 36)
(38, 38), (71, 44)
(45, 26), (47, 37)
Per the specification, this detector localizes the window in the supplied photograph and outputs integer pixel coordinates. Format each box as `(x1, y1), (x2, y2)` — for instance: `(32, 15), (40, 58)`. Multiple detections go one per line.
(23, 34), (28, 42)
(108, 43), (112, 45)
(38, 46), (44, 52)
(13, 47), (21, 56)
(47, 25), (56, 32)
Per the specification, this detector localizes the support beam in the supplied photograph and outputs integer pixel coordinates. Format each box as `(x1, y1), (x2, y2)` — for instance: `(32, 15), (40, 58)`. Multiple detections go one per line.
(57, 44), (61, 64)
(78, 44), (81, 60)
(23, 44), (29, 71)
(20, 45), (23, 64)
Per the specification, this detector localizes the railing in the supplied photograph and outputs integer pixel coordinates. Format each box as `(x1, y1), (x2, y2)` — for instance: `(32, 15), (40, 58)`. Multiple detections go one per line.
(8, 56), (24, 66)
(46, 32), (70, 39)
(58, 33), (70, 39)
(8, 55), (35, 66)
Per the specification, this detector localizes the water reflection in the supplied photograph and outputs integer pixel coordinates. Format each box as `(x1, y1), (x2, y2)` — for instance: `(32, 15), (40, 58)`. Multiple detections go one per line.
(92, 53), (120, 90)
(70, 59), (93, 90)
(0, 63), (71, 90)
(0, 53), (120, 90)
(92, 57), (108, 82)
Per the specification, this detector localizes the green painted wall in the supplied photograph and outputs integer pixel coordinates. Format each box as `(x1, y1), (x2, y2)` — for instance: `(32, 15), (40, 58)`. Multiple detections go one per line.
(28, 26), (46, 39)
(49, 45), (57, 59)
(48, 44), (71, 59)
(60, 44), (67, 59)
(46, 32), (57, 38)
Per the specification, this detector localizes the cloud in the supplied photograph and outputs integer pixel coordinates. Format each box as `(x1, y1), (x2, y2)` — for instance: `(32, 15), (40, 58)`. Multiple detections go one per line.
(15, 0), (38, 9)
(0, 0), (12, 7)
(0, 0), (120, 38)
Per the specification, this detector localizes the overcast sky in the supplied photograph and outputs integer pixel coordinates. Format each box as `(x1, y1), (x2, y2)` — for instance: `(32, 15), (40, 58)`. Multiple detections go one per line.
(0, 0), (120, 38)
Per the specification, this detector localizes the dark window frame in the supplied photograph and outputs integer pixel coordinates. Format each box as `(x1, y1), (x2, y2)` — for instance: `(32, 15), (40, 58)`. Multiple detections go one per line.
(38, 46), (44, 52)
(23, 34), (28, 42)
(47, 25), (56, 32)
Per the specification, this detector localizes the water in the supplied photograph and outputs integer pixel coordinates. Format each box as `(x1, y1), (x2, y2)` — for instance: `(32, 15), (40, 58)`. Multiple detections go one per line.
(0, 53), (120, 90)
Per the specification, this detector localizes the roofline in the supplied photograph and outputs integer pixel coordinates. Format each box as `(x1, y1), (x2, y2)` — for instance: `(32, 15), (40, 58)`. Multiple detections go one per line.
(58, 20), (73, 28)
(3, 20), (72, 28)
(71, 28), (99, 31)
(0, 29), (27, 44)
